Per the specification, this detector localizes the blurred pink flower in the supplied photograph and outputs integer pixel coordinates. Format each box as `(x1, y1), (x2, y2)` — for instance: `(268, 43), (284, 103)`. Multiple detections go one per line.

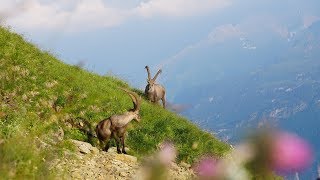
(158, 142), (177, 165)
(271, 132), (313, 173)
(194, 157), (218, 178)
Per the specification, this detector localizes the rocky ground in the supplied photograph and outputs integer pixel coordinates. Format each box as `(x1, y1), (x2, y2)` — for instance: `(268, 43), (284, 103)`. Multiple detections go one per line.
(51, 140), (194, 180)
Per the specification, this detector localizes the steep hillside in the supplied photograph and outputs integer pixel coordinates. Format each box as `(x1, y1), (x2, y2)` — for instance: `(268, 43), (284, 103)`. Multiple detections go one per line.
(0, 26), (230, 178)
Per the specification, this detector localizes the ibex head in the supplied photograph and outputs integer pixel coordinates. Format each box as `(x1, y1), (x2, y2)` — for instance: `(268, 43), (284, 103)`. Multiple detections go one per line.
(132, 108), (141, 123)
(145, 66), (162, 92)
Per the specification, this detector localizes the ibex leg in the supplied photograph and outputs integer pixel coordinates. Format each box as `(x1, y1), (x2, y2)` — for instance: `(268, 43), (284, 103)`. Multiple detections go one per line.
(99, 139), (104, 151)
(114, 135), (121, 154)
(104, 141), (110, 152)
(99, 137), (110, 152)
(121, 136), (127, 154)
(162, 97), (166, 109)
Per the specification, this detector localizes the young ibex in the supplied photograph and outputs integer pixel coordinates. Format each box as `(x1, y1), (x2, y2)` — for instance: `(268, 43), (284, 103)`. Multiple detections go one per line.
(95, 89), (141, 154)
(145, 66), (166, 108)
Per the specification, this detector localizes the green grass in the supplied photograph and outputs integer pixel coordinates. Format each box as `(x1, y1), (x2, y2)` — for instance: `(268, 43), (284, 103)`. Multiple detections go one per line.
(0, 26), (230, 178)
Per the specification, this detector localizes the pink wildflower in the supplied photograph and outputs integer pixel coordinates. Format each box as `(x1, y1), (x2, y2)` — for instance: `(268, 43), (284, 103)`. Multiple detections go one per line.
(194, 157), (218, 178)
(271, 132), (313, 173)
(158, 142), (177, 165)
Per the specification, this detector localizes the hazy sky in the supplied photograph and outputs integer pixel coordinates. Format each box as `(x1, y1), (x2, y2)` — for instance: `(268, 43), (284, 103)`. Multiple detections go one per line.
(1, 0), (319, 88)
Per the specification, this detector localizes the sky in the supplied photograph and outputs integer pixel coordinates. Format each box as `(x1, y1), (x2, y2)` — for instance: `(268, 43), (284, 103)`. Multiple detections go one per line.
(0, 0), (320, 89)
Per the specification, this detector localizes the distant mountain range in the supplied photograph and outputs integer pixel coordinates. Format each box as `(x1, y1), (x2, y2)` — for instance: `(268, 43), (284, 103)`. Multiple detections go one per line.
(165, 20), (320, 178)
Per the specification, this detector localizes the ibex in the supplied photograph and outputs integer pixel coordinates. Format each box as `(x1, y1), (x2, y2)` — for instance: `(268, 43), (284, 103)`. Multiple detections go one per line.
(95, 89), (141, 154)
(145, 66), (166, 108)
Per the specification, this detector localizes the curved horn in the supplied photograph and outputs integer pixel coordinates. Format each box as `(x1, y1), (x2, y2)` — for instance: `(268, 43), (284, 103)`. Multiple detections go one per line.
(145, 66), (151, 80)
(119, 88), (141, 112)
(130, 91), (141, 112)
(152, 69), (162, 81)
(134, 95), (141, 112)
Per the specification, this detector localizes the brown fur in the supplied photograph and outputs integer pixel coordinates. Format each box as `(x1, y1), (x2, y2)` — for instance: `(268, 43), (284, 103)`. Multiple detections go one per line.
(145, 66), (166, 108)
(95, 89), (141, 154)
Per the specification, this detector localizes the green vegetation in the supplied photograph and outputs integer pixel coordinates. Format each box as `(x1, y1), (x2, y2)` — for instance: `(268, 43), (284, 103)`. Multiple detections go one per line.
(0, 26), (230, 178)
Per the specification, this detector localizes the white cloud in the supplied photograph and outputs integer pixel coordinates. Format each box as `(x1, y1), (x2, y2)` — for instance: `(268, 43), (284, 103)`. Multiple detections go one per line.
(2, 0), (129, 31)
(0, 0), (231, 32)
(7, 0), (70, 30)
(0, 0), (29, 22)
(65, 0), (129, 30)
(134, 0), (231, 18)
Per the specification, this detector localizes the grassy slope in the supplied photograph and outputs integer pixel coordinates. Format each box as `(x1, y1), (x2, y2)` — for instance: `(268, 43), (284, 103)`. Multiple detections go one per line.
(0, 27), (230, 178)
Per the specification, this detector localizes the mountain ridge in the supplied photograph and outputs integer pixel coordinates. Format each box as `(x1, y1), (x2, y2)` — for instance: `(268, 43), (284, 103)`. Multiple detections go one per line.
(163, 20), (320, 178)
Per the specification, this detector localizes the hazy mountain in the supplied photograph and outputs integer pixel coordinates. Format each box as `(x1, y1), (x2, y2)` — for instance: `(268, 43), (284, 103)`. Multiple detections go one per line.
(165, 20), (320, 178)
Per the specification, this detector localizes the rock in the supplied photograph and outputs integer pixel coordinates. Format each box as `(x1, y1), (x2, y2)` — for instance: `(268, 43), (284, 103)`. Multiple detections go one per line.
(115, 154), (137, 163)
(91, 147), (100, 154)
(52, 140), (194, 180)
(108, 147), (118, 154)
(35, 137), (51, 149)
(119, 172), (127, 177)
(65, 122), (73, 129)
(170, 162), (180, 171)
(71, 140), (93, 154)
(53, 126), (64, 142)
(180, 161), (191, 169)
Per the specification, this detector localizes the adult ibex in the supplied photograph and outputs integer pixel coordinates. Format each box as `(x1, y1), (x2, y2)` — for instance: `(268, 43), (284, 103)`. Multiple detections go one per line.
(95, 88), (141, 154)
(145, 66), (166, 108)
